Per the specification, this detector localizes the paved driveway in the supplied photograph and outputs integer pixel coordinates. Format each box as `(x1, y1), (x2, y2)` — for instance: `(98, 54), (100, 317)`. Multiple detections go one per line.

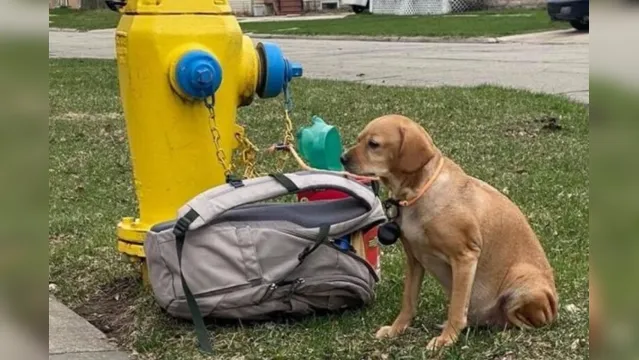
(49, 29), (589, 103)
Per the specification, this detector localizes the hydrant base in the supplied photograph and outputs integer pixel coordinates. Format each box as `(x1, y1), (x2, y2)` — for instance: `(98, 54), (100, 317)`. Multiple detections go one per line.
(117, 217), (149, 259)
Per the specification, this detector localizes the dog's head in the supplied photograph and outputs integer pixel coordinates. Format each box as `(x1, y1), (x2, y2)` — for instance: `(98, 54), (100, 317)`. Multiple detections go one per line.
(341, 115), (437, 177)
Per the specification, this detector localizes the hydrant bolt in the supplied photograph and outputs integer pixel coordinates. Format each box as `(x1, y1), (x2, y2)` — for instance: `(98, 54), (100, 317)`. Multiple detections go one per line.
(285, 60), (303, 83)
(194, 67), (214, 85)
(290, 62), (303, 78)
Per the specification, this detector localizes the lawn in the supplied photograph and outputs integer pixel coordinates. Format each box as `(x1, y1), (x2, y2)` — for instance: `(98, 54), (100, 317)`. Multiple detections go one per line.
(241, 10), (569, 38)
(49, 7), (120, 31)
(49, 58), (589, 360)
(49, 8), (569, 37)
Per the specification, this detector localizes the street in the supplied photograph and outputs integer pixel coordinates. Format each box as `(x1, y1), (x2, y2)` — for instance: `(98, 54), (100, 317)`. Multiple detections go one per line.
(49, 29), (589, 103)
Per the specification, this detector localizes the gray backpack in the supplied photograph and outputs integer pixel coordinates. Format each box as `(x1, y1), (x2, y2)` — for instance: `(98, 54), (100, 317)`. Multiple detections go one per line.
(143, 171), (386, 353)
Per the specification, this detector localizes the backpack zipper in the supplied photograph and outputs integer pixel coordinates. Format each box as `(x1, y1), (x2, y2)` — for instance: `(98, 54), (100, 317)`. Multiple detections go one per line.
(258, 283), (278, 303)
(177, 282), (253, 300)
(287, 278), (305, 301)
(258, 277), (306, 304)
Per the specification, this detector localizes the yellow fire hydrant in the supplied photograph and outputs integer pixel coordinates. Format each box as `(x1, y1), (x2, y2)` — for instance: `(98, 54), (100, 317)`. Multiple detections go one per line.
(111, 0), (303, 269)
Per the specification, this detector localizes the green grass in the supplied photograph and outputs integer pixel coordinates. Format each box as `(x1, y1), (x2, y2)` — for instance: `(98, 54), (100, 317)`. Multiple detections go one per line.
(49, 7), (120, 31)
(49, 7), (569, 36)
(49, 58), (589, 360)
(241, 10), (569, 38)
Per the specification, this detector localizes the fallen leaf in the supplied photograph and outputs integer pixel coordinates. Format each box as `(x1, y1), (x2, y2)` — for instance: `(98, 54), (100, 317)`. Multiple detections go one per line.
(570, 339), (581, 350)
(500, 351), (515, 360)
(565, 304), (579, 314)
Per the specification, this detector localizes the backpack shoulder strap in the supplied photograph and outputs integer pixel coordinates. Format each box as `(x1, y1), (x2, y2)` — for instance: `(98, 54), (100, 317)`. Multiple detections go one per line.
(173, 208), (212, 354)
(176, 171), (378, 232)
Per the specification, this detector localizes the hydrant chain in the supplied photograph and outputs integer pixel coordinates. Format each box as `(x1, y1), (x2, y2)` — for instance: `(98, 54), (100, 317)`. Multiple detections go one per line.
(204, 97), (232, 177)
(274, 85), (296, 173)
(284, 84), (294, 114)
(235, 132), (260, 179)
(282, 85), (295, 146)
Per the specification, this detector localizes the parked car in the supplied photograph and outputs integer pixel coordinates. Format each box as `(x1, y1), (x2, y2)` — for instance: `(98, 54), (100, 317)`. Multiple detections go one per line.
(342, 0), (369, 13)
(547, 0), (589, 31)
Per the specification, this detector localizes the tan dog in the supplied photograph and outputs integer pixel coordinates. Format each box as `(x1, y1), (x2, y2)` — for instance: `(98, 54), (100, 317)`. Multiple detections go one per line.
(341, 115), (558, 351)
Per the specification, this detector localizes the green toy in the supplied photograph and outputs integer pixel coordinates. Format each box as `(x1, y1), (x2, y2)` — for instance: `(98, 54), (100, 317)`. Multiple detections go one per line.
(296, 116), (344, 171)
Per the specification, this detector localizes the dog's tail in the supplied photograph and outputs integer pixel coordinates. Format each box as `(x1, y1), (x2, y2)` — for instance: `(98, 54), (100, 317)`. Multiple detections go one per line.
(500, 284), (558, 329)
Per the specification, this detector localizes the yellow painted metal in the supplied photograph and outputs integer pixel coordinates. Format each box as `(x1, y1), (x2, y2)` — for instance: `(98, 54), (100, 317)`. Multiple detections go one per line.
(117, 217), (146, 258)
(115, 0), (261, 260)
(123, 0), (232, 14)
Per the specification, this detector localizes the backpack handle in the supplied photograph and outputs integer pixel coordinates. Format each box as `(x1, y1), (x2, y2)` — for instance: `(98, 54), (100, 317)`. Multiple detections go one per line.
(176, 171), (378, 232)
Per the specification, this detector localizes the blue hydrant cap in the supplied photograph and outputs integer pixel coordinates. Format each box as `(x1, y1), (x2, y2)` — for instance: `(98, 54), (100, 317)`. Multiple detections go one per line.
(175, 50), (223, 100)
(256, 42), (303, 99)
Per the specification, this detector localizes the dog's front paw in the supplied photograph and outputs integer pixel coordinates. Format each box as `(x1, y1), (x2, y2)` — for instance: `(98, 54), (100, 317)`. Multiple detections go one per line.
(375, 325), (402, 339)
(426, 334), (455, 351)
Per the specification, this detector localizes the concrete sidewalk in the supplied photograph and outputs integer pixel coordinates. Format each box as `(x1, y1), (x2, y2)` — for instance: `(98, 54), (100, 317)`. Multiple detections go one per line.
(49, 297), (130, 360)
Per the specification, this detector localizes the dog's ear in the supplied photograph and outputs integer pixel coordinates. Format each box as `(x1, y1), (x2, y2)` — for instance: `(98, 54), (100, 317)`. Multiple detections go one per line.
(395, 124), (435, 173)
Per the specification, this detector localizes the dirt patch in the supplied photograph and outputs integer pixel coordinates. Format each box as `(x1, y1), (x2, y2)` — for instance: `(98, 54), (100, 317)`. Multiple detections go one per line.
(505, 116), (564, 139)
(53, 112), (122, 122)
(74, 276), (140, 342)
(49, 234), (74, 245)
(537, 116), (563, 131)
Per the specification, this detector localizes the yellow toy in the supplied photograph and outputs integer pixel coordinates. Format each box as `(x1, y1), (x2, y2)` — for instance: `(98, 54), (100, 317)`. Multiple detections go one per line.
(110, 0), (302, 271)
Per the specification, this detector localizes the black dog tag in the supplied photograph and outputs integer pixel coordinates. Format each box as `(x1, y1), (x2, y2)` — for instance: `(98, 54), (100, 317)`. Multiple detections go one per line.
(377, 221), (401, 246)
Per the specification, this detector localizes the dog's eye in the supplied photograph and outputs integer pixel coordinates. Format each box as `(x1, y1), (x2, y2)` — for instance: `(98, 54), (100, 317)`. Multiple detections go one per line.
(368, 140), (380, 149)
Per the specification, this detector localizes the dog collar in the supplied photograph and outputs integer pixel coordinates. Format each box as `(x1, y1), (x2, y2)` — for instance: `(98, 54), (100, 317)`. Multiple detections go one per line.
(398, 157), (445, 207)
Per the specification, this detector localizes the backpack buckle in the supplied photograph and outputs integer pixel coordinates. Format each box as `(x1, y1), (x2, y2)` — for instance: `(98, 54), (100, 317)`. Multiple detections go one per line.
(225, 174), (245, 188)
(371, 180), (380, 197)
(173, 216), (191, 235)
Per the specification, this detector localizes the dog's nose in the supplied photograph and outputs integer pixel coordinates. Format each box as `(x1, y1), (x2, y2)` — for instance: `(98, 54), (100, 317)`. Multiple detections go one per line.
(340, 154), (349, 166)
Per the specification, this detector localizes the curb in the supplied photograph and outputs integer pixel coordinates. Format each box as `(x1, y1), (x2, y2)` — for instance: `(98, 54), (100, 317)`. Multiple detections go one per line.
(247, 33), (500, 44)
(496, 29), (588, 45)
(49, 27), (79, 32)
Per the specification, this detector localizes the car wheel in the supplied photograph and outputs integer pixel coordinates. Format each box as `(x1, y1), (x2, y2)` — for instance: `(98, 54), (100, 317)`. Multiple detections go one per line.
(570, 19), (589, 31)
(352, 4), (368, 13)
